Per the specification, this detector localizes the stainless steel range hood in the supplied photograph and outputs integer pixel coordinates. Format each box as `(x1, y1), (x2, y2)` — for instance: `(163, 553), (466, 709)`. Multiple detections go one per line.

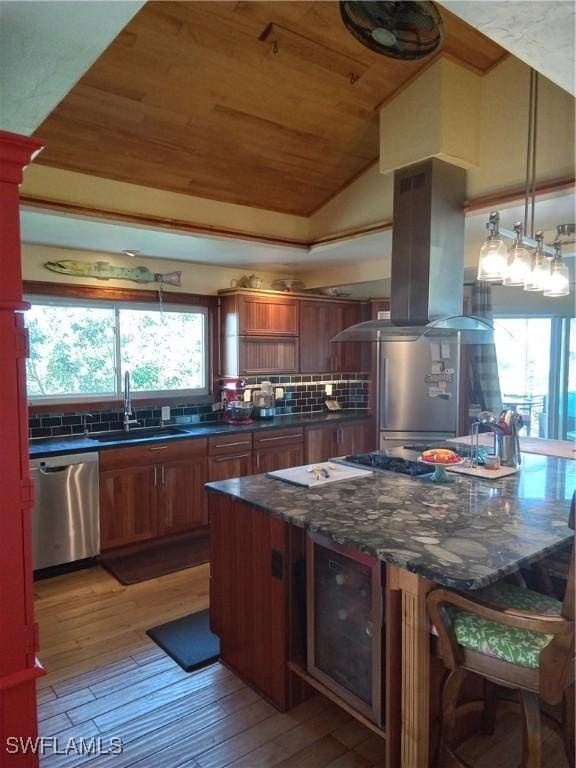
(333, 158), (496, 343)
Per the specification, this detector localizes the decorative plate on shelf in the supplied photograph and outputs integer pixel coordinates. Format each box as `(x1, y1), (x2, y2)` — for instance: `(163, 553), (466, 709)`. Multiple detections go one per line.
(271, 278), (306, 292)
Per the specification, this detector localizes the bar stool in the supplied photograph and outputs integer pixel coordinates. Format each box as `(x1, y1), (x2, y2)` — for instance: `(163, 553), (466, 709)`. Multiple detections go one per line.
(427, 494), (575, 768)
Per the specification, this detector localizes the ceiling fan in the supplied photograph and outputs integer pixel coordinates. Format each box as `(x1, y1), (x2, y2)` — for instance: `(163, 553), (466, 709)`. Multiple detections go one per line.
(340, 1), (443, 60)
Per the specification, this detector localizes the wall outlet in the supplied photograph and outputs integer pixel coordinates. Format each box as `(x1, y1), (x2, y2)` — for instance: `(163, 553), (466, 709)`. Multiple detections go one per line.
(325, 383), (333, 396)
(161, 406), (171, 422)
(275, 387), (284, 400)
(212, 401), (223, 412)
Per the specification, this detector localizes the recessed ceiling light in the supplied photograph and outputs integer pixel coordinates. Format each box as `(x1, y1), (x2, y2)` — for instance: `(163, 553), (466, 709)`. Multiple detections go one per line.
(122, 249), (139, 258)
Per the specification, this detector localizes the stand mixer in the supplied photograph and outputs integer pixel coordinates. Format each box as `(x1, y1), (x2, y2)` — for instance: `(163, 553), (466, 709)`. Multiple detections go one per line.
(219, 377), (253, 424)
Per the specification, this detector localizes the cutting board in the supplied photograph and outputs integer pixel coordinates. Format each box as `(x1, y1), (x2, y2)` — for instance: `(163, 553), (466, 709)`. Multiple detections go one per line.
(267, 463), (372, 488)
(446, 464), (518, 479)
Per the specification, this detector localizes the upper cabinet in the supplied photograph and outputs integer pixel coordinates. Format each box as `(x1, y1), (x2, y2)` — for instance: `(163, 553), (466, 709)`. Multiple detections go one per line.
(238, 295), (299, 336)
(299, 300), (366, 374)
(220, 290), (368, 377)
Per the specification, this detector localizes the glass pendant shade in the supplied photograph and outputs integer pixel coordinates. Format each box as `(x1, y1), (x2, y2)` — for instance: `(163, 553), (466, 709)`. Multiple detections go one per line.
(503, 246), (531, 286)
(524, 253), (550, 291)
(477, 239), (507, 282)
(543, 259), (570, 297)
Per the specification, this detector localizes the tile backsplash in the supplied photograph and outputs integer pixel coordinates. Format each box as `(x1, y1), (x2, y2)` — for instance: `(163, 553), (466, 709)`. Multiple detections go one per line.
(244, 373), (369, 415)
(29, 373), (369, 438)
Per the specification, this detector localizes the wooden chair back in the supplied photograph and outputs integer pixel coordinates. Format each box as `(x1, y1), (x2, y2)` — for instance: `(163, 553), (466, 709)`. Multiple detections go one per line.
(427, 492), (575, 706)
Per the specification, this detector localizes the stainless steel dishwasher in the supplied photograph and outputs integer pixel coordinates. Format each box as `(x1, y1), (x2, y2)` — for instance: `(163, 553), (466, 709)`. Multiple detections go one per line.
(30, 452), (100, 571)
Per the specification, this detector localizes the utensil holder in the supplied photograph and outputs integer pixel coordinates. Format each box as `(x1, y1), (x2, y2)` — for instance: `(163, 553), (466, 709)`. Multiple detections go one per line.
(495, 434), (519, 468)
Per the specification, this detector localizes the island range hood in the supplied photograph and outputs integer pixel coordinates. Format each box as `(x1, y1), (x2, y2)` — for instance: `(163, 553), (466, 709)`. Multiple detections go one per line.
(332, 158), (496, 343)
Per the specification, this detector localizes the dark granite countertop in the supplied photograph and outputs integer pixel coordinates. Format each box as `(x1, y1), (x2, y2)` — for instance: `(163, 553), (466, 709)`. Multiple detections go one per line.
(29, 410), (371, 458)
(206, 453), (575, 591)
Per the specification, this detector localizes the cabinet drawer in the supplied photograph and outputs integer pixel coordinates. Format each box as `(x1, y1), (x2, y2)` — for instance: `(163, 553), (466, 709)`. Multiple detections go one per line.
(100, 437), (208, 470)
(208, 434), (253, 456)
(253, 427), (303, 448)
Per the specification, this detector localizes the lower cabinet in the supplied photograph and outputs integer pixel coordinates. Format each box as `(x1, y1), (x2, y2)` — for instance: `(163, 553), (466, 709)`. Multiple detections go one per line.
(160, 457), (208, 536)
(99, 420), (372, 551)
(305, 419), (373, 463)
(253, 428), (304, 473)
(208, 452), (253, 482)
(99, 439), (208, 550)
(207, 434), (254, 482)
(209, 493), (289, 708)
(100, 465), (157, 549)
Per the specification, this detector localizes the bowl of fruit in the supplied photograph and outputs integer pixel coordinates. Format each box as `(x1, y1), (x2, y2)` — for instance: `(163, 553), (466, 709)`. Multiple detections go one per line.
(418, 448), (464, 483)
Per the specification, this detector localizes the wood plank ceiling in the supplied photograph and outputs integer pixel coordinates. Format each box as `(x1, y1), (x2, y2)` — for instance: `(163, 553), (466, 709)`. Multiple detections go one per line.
(33, 1), (506, 216)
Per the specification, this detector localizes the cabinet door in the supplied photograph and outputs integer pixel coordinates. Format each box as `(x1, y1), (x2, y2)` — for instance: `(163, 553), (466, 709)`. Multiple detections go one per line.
(336, 303), (365, 373)
(238, 295), (298, 335)
(100, 466), (157, 550)
(336, 421), (371, 457)
(304, 424), (338, 463)
(207, 452), (253, 482)
(160, 457), (208, 535)
(209, 494), (288, 708)
(254, 444), (304, 473)
(239, 337), (299, 374)
(299, 301), (343, 373)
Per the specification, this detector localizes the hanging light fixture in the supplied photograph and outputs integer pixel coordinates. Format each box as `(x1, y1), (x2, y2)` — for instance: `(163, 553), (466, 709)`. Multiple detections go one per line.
(524, 230), (549, 291)
(502, 222), (531, 286)
(477, 212), (508, 282)
(543, 242), (570, 297)
(476, 69), (573, 298)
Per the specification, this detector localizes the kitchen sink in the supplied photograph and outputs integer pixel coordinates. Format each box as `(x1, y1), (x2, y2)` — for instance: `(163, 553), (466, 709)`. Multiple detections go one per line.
(88, 426), (190, 443)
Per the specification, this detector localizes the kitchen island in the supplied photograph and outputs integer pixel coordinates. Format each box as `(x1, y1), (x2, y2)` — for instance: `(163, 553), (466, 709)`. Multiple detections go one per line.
(206, 452), (574, 767)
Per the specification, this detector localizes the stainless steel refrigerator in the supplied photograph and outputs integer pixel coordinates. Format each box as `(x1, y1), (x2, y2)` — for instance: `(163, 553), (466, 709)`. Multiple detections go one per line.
(378, 336), (460, 447)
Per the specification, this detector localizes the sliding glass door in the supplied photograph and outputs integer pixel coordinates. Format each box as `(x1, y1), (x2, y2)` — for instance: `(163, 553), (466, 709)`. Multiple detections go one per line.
(494, 316), (575, 440)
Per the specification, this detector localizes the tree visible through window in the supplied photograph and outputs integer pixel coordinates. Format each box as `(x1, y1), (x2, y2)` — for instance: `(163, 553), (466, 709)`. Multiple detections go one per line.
(25, 299), (208, 401)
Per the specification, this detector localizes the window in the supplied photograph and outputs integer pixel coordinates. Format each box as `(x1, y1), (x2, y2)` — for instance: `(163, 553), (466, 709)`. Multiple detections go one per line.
(25, 298), (209, 402)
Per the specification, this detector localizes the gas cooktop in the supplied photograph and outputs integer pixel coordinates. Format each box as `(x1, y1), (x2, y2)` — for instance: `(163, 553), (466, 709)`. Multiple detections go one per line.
(345, 445), (467, 477)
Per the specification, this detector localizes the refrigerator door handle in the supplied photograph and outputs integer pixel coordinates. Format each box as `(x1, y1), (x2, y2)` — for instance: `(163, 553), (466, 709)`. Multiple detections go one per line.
(380, 357), (387, 428)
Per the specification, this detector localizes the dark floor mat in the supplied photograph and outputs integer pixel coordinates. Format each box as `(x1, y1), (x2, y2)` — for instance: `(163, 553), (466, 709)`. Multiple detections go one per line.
(99, 529), (209, 585)
(146, 609), (220, 672)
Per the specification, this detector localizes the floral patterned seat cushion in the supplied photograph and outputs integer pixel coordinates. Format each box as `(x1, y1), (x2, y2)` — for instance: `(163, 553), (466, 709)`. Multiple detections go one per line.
(450, 582), (562, 669)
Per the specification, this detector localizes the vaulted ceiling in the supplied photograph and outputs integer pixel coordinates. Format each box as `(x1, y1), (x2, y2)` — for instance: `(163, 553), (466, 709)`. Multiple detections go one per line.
(33, 1), (506, 216)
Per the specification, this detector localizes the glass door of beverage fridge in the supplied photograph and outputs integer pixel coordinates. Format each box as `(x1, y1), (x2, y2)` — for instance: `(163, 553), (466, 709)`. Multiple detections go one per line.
(306, 532), (384, 725)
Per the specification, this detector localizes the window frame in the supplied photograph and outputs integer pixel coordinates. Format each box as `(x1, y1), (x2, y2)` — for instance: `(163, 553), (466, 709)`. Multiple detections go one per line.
(24, 295), (211, 405)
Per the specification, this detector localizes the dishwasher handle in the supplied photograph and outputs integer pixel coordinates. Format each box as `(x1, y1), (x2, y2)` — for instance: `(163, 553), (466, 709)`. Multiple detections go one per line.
(39, 465), (69, 474)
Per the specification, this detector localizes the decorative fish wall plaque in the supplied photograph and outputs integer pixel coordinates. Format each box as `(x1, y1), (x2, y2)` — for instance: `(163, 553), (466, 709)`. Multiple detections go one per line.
(44, 260), (182, 286)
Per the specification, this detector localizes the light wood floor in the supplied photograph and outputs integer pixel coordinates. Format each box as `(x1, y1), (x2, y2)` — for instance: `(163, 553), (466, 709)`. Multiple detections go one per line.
(34, 565), (568, 768)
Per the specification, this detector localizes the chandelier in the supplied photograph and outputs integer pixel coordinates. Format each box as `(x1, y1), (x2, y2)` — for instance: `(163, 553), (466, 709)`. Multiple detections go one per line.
(477, 70), (573, 297)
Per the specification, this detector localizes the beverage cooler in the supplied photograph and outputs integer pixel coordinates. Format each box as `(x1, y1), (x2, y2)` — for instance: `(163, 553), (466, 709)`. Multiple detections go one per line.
(306, 532), (384, 725)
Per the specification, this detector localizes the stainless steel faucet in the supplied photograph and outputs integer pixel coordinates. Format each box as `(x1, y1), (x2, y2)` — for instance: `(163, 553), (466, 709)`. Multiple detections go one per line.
(123, 370), (138, 432)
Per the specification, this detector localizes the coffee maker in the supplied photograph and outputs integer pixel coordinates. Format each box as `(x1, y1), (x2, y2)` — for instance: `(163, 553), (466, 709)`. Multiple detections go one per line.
(219, 377), (253, 424)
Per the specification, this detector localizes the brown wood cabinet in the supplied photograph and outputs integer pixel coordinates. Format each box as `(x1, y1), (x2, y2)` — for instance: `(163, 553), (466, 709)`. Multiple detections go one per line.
(207, 434), (253, 482)
(220, 292), (299, 376)
(304, 419), (373, 463)
(100, 464), (157, 550)
(239, 337), (299, 375)
(237, 294), (299, 336)
(299, 300), (366, 374)
(219, 289), (368, 376)
(253, 427), (304, 473)
(160, 457), (208, 536)
(209, 493), (289, 709)
(99, 438), (208, 550)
